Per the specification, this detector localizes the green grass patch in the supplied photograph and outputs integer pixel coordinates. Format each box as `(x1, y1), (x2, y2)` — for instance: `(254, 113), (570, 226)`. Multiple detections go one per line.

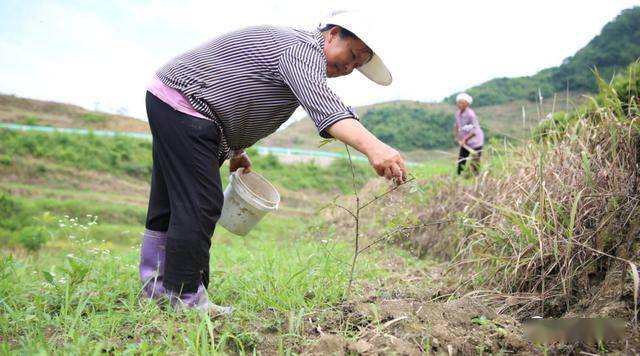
(0, 130), (153, 179)
(0, 128), (374, 193)
(18, 114), (40, 126)
(247, 150), (373, 193)
(0, 209), (390, 354)
(80, 112), (108, 123)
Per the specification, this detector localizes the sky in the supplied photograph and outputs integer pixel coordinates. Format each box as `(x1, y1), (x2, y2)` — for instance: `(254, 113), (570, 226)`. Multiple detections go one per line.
(0, 0), (637, 123)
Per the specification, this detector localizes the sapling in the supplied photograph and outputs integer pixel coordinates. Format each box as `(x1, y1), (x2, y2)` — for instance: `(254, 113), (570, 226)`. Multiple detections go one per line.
(317, 140), (446, 299)
(335, 144), (417, 299)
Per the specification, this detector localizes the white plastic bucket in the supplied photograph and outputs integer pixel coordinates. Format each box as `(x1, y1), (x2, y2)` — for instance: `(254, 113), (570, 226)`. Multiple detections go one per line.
(218, 168), (280, 236)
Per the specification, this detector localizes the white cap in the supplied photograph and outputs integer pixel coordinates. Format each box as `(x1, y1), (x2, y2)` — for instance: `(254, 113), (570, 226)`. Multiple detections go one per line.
(319, 10), (392, 86)
(456, 93), (473, 105)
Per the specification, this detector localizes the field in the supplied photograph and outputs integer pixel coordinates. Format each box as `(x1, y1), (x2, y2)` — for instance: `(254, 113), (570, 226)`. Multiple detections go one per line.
(1, 64), (639, 354)
(0, 128), (463, 354)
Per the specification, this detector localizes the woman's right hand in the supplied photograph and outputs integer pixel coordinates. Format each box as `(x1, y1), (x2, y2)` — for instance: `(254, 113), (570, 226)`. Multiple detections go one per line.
(324, 119), (407, 184)
(366, 142), (407, 183)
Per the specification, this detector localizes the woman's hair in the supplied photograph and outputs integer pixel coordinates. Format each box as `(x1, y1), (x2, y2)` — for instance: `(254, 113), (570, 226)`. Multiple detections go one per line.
(318, 24), (373, 60)
(319, 24), (359, 40)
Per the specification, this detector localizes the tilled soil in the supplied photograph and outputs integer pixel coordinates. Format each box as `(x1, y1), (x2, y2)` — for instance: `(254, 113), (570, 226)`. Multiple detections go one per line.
(301, 296), (534, 355)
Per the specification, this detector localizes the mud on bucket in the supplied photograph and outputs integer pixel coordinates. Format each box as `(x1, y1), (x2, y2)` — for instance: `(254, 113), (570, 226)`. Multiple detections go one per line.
(218, 168), (280, 236)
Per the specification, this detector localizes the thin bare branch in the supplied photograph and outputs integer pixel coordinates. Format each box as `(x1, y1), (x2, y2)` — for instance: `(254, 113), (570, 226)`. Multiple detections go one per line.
(360, 177), (416, 211)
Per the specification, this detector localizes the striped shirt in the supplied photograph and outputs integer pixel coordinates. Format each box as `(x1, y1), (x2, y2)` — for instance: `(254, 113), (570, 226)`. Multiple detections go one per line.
(156, 25), (359, 160)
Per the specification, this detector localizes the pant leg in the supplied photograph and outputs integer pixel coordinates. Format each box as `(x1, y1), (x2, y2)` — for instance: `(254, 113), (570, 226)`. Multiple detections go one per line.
(145, 139), (171, 231)
(145, 92), (223, 294)
(139, 94), (172, 297)
(457, 146), (470, 175)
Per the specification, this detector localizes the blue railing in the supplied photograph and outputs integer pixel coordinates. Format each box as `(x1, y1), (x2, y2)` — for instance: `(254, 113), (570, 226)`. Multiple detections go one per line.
(0, 122), (417, 165)
(0, 123), (152, 140)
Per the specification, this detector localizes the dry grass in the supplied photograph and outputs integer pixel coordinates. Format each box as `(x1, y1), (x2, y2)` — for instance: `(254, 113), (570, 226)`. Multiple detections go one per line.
(336, 68), (640, 328)
(441, 74), (640, 323)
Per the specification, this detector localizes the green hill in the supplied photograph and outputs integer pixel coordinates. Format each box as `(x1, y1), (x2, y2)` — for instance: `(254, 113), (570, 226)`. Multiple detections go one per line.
(445, 6), (640, 106)
(263, 92), (584, 156)
(266, 7), (637, 153)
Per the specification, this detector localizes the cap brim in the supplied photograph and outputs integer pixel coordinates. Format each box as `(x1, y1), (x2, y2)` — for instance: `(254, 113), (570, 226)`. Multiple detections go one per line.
(357, 53), (392, 86)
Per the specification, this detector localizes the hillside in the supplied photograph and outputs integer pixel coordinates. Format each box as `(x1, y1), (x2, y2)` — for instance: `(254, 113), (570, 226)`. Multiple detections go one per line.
(445, 6), (640, 106)
(264, 91), (585, 158)
(263, 101), (449, 153)
(0, 94), (149, 133)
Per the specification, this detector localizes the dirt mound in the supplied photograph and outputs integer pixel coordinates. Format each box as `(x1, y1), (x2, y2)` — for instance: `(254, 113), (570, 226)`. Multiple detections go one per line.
(302, 296), (533, 355)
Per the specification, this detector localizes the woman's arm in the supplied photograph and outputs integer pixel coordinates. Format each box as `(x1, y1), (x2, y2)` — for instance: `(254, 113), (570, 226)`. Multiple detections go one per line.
(326, 118), (407, 182)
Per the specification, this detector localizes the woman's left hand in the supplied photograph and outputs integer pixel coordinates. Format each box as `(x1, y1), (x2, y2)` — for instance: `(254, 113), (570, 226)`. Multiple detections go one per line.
(229, 152), (252, 173)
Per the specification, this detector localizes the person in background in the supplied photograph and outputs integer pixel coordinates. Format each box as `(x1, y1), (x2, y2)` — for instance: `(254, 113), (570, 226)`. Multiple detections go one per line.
(454, 93), (484, 175)
(138, 11), (407, 315)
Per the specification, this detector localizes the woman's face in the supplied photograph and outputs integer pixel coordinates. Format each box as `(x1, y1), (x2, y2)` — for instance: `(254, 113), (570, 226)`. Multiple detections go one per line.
(323, 26), (373, 78)
(457, 100), (469, 111)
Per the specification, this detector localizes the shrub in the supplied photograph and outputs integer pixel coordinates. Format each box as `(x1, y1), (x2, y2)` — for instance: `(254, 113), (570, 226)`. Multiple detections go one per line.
(0, 194), (23, 230)
(16, 226), (47, 252)
(611, 59), (640, 113)
(18, 115), (40, 126)
(0, 155), (11, 166)
(80, 112), (108, 123)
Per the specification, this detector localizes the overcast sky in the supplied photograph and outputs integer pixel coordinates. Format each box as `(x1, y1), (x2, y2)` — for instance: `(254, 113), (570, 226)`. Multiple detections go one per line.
(0, 0), (637, 122)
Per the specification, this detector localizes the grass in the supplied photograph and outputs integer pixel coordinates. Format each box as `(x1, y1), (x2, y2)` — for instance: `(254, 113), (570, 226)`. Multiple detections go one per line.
(0, 127), (422, 353)
(0, 130), (153, 179)
(0, 205), (397, 354)
(79, 112), (108, 123)
(247, 149), (373, 193)
(0, 129), (373, 193)
(18, 114), (40, 126)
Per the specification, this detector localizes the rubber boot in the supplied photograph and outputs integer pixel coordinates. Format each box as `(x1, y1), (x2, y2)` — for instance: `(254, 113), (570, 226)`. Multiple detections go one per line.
(140, 229), (232, 315)
(170, 283), (233, 316)
(139, 228), (167, 299)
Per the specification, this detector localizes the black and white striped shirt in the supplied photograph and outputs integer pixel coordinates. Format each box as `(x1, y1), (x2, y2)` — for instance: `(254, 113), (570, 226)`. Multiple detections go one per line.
(157, 25), (358, 160)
